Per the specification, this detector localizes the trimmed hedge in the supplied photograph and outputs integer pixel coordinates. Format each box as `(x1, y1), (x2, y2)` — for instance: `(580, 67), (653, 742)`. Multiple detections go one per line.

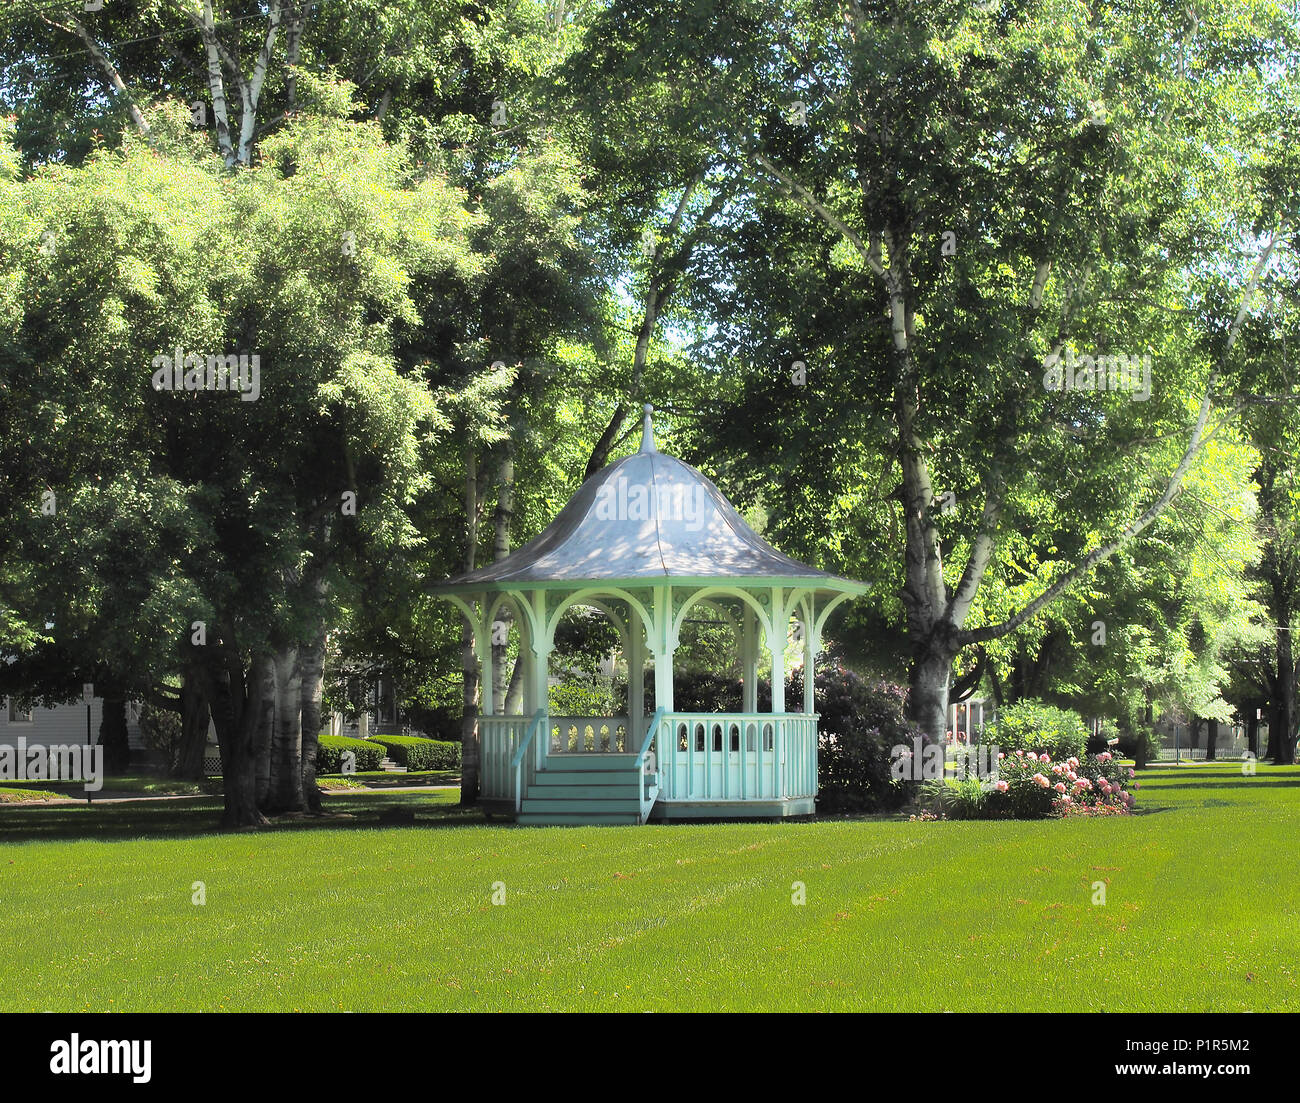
(368, 735), (461, 772)
(987, 700), (1089, 762)
(316, 736), (386, 774)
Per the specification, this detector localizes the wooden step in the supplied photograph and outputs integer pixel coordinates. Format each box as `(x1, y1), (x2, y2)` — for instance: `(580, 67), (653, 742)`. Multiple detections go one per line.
(514, 812), (643, 826)
(519, 797), (642, 815)
(531, 769), (639, 785)
(524, 782), (642, 799)
(542, 753), (639, 771)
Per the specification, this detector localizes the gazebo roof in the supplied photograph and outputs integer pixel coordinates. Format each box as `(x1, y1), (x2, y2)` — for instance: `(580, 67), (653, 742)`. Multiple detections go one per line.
(432, 407), (867, 595)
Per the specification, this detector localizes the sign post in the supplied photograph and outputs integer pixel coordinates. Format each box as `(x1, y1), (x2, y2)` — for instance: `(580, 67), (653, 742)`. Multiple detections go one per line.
(83, 683), (94, 803)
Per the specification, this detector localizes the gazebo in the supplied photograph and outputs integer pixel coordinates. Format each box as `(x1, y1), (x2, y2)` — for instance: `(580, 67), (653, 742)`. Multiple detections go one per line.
(430, 406), (869, 825)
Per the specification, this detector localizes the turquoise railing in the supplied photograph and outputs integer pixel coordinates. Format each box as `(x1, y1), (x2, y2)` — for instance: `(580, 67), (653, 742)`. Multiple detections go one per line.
(635, 707), (665, 821)
(508, 709), (547, 813)
(657, 712), (819, 802)
(549, 715), (631, 753)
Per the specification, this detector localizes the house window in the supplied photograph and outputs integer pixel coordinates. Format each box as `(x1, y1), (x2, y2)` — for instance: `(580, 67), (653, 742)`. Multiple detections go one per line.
(7, 698), (33, 724)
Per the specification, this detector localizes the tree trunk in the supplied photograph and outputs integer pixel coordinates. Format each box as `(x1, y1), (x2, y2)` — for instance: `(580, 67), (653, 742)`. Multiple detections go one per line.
(1135, 696), (1153, 770)
(504, 655), (525, 715)
(492, 444), (515, 710)
(252, 657), (276, 807)
(298, 636), (326, 813)
(460, 445), (482, 806)
(1273, 624), (1296, 764)
(264, 645), (304, 813)
(461, 620), (481, 804)
(1188, 716), (1201, 756)
(174, 672), (210, 779)
(208, 653), (273, 829)
(907, 642), (955, 746)
(98, 696), (130, 773)
(1205, 718), (1218, 762)
(1247, 711), (1259, 757)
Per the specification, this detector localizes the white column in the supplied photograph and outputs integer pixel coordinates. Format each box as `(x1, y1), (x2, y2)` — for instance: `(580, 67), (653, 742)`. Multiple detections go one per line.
(768, 588), (786, 798)
(651, 585), (675, 796)
(768, 588), (786, 715)
(802, 602), (815, 716)
(627, 601), (645, 743)
(742, 604), (758, 714)
(476, 604), (494, 718)
(527, 590), (548, 770)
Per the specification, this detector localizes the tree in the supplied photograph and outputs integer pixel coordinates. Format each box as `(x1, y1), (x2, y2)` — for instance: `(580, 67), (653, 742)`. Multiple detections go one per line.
(574, 0), (1298, 739)
(0, 104), (492, 825)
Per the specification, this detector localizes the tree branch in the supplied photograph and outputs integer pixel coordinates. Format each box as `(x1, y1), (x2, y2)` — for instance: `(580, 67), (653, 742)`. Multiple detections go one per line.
(48, 11), (151, 137)
(957, 221), (1290, 646)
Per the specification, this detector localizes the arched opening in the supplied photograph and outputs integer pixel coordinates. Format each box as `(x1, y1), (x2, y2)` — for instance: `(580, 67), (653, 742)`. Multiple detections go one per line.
(546, 597), (648, 754)
(486, 596), (527, 717)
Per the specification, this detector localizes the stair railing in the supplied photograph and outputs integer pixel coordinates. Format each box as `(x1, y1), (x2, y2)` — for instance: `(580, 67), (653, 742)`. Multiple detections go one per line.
(635, 707), (666, 822)
(510, 709), (547, 814)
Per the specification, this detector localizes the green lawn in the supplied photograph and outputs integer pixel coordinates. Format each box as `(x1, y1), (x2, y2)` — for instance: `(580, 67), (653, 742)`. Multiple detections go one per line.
(0, 764), (1296, 1012)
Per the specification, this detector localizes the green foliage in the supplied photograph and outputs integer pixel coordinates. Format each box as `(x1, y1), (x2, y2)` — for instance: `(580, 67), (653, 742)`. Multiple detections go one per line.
(316, 737), (386, 774)
(988, 701), (1090, 762)
(1116, 723), (1162, 765)
(368, 735), (460, 772)
(919, 777), (988, 821)
(138, 704), (183, 773)
(805, 667), (919, 814)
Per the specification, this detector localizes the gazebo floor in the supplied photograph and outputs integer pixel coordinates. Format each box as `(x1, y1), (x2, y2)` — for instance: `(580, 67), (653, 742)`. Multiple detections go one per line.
(485, 795), (816, 826)
(649, 797), (816, 821)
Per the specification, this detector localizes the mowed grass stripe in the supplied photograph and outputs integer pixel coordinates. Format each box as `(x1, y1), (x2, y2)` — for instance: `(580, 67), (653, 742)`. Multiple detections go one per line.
(0, 767), (1295, 1011)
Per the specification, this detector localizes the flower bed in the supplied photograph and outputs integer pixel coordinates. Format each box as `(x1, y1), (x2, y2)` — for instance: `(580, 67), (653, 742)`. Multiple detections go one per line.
(917, 750), (1136, 820)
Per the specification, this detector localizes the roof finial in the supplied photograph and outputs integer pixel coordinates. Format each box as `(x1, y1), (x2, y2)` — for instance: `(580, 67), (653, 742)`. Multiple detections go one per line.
(639, 403), (657, 453)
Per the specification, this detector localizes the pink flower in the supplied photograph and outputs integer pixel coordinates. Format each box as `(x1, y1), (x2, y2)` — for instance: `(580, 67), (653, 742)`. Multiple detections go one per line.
(998, 752), (1005, 760)
(994, 780), (1009, 792)
(1054, 782), (1067, 793)
(1067, 757), (1079, 768)
(1098, 752), (1112, 762)
(1128, 768), (1135, 778)
(1039, 753), (1051, 763)
(1052, 764), (1064, 775)
(1061, 795), (1072, 804)
(1132, 781), (1140, 790)
(1033, 773), (1049, 788)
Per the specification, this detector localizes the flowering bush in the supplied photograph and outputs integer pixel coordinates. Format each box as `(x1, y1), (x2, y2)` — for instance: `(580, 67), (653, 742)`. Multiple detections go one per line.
(981, 749), (1135, 819)
(911, 748), (1135, 820)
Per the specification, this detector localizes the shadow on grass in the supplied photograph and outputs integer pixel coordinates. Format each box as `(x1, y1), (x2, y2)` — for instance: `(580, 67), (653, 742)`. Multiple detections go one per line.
(1133, 779), (1298, 791)
(0, 790), (486, 844)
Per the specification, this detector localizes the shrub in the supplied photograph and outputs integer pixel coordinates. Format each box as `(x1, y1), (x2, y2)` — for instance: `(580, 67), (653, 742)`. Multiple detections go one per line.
(663, 670), (743, 713)
(983, 749), (1136, 819)
(920, 776), (988, 820)
(316, 736), (385, 774)
(793, 665), (922, 814)
(987, 700), (1089, 761)
(139, 703), (183, 772)
(368, 735), (460, 771)
(1116, 723), (1161, 767)
(913, 746), (1138, 821)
